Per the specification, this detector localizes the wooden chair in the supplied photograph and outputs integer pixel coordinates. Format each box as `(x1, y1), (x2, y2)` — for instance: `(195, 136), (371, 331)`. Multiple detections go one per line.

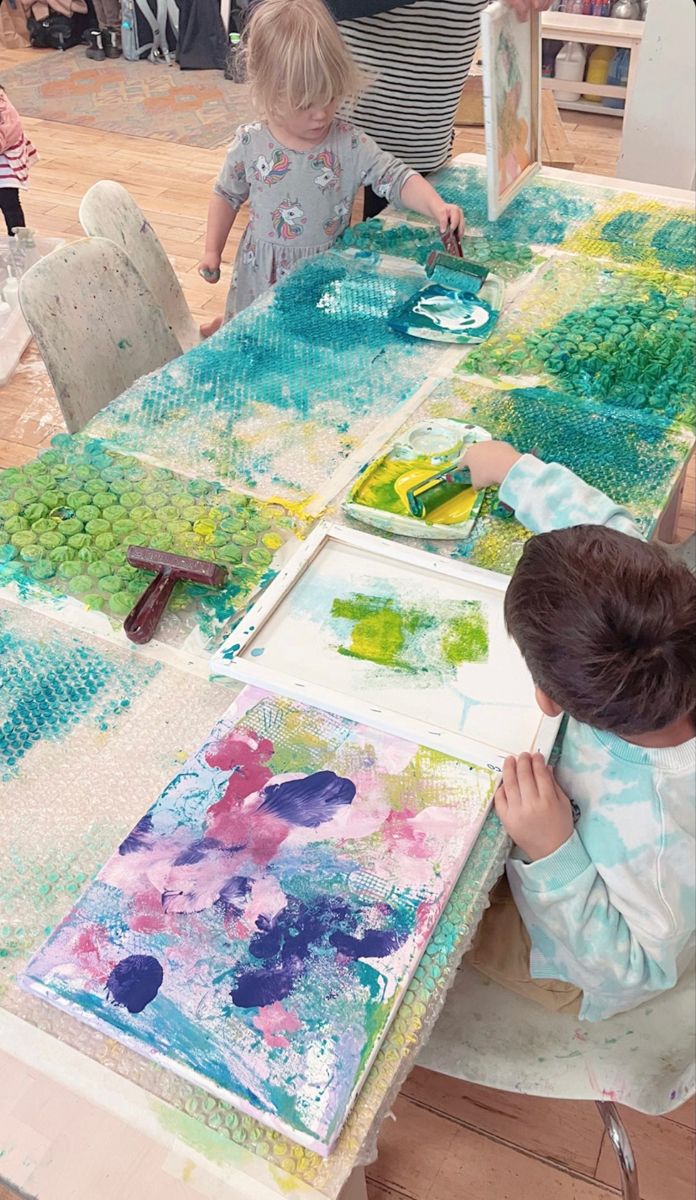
(18, 237), (183, 434)
(79, 180), (200, 352)
(418, 959), (695, 1200)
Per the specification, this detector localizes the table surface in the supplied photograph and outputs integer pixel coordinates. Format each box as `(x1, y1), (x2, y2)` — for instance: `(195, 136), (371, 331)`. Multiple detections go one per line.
(1, 154), (694, 1200)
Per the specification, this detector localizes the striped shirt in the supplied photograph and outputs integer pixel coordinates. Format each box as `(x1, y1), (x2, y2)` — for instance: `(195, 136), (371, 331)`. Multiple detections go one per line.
(340, 0), (487, 173)
(0, 91), (37, 190)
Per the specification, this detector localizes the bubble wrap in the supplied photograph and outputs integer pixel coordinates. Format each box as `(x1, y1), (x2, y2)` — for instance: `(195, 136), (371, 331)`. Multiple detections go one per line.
(0, 436), (302, 649)
(460, 255), (696, 426)
(564, 194), (696, 274)
(83, 252), (445, 504)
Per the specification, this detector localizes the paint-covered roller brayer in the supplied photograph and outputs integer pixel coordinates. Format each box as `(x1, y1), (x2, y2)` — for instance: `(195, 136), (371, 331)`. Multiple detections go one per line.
(425, 250), (490, 296)
(123, 546), (227, 644)
(406, 466), (473, 519)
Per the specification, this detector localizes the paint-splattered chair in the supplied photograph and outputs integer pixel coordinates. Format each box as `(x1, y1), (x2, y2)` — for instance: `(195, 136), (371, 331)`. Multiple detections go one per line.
(19, 237), (183, 434)
(79, 180), (200, 352)
(418, 959), (695, 1200)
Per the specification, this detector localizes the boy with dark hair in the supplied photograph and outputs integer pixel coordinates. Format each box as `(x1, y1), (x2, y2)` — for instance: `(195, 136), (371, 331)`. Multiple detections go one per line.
(462, 440), (696, 1021)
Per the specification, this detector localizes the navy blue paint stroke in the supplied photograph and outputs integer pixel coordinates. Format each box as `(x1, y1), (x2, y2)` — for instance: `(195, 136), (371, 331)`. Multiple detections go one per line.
(258, 770), (356, 827)
(106, 954), (164, 1014)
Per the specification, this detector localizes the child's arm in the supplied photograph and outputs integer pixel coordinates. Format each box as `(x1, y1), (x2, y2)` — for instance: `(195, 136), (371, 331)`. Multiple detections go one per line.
(462, 440), (643, 540)
(354, 130), (464, 236)
(498, 753), (693, 1018)
(400, 175), (465, 238)
(199, 194), (238, 280)
(198, 130), (251, 282)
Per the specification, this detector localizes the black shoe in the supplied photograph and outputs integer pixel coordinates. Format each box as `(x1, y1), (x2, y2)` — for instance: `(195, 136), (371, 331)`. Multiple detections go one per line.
(102, 26), (122, 57)
(85, 29), (105, 59)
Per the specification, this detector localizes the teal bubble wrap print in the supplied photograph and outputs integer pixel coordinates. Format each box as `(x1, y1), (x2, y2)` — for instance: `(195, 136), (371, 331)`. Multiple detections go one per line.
(84, 253), (445, 503)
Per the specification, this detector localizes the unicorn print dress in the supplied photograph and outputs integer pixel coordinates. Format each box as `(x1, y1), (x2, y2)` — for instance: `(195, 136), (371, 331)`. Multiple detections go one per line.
(214, 119), (414, 317)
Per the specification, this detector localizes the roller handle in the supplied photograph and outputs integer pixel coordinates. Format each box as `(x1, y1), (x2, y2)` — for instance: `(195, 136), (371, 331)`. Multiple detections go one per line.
(124, 570), (177, 645)
(441, 224), (463, 258)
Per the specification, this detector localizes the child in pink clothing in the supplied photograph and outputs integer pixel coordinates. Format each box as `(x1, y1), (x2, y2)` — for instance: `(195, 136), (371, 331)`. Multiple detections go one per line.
(0, 86), (38, 235)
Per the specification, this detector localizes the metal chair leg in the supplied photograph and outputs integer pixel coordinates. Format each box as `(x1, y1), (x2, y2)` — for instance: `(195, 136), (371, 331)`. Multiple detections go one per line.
(596, 1100), (640, 1200)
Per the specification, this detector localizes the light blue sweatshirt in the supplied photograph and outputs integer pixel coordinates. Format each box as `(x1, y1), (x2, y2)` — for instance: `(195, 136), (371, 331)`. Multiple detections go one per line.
(499, 455), (696, 1021)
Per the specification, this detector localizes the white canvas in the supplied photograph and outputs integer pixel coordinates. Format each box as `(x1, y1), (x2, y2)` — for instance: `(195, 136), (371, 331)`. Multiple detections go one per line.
(211, 526), (559, 771)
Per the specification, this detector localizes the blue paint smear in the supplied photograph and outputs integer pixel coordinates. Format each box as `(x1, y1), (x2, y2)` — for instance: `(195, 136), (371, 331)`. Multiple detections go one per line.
(429, 162), (604, 244)
(84, 251), (444, 496)
(0, 610), (159, 780)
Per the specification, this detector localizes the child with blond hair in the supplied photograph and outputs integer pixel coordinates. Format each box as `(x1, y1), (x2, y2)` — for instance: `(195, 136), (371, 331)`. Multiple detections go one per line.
(198, 0), (464, 327)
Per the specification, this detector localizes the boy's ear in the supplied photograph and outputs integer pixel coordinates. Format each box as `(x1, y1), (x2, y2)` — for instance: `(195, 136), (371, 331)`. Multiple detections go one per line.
(535, 686), (564, 718)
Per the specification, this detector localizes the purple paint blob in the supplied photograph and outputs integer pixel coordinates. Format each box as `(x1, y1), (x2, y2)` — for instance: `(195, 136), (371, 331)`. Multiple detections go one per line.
(231, 963), (298, 1008)
(118, 814), (153, 855)
(259, 770), (356, 827)
(331, 929), (407, 958)
(106, 954), (163, 1013)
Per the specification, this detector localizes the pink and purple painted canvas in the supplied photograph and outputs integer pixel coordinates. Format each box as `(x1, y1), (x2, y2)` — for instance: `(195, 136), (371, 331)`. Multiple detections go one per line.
(21, 687), (495, 1155)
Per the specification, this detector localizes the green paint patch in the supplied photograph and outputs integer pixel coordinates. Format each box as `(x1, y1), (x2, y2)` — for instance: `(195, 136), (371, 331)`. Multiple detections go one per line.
(0, 435), (298, 643)
(331, 592), (488, 677)
(151, 1099), (247, 1168)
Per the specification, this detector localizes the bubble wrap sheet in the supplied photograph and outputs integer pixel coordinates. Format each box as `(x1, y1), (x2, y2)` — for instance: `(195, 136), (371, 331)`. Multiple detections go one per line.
(83, 252), (447, 506)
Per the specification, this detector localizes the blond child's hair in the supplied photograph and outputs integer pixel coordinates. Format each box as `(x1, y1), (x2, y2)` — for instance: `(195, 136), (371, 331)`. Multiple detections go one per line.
(243, 0), (366, 119)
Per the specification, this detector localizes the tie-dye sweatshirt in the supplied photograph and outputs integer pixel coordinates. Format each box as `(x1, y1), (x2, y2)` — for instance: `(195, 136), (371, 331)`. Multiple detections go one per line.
(499, 454), (695, 1022)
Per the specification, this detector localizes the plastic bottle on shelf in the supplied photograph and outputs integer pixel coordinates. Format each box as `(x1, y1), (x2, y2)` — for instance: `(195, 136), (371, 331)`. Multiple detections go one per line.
(542, 39), (563, 77)
(603, 47), (629, 109)
(583, 44), (614, 101)
(554, 42), (587, 104)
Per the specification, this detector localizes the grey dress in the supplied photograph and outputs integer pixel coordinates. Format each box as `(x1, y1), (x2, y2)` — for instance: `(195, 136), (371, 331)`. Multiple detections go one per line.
(214, 119), (415, 316)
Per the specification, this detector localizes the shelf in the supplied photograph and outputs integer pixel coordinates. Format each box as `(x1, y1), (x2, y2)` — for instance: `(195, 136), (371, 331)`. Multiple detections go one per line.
(542, 76), (627, 99)
(556, 98), (624, 116)
(541, 11), (645, 47)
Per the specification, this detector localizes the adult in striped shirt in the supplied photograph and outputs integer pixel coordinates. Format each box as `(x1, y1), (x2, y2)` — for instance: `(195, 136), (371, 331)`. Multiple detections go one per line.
(333, 0), (551, 219)
(0, 87), (37, 235)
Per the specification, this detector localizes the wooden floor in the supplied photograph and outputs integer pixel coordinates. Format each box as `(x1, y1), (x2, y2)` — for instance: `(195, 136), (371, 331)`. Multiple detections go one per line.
(0, 45), (694, 1200)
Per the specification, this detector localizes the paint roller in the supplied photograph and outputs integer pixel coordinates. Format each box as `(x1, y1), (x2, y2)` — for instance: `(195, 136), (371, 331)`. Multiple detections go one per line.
(425, 250), (490, 296)
(123, 546), (227, 644)
(406, 467), (473, 519)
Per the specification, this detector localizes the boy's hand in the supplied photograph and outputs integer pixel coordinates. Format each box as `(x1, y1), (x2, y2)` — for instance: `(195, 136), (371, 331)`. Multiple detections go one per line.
(461, 439), (521, 490)
(495, 753), (575, 862)
(198, 252), (221, 283)
(433, 202), (465, 238)
(505, 0), (554, 19)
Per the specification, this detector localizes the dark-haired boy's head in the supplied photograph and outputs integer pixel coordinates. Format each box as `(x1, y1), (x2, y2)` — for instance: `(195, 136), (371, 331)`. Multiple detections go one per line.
(504, 526), (696, 736)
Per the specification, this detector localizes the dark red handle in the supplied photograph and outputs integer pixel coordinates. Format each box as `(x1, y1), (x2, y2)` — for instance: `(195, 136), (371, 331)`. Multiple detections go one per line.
(123, 571), (177, 644)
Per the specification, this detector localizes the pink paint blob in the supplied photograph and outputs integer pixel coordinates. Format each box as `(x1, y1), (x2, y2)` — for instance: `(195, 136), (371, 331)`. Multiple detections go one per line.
(253, 1001), (302, 1048)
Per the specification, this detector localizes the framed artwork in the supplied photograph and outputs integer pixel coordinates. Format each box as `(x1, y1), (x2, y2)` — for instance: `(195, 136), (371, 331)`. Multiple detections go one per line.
(482, 0), (541, 221)
(211, 524), (560, 772)
(22, 686), (497, 1156)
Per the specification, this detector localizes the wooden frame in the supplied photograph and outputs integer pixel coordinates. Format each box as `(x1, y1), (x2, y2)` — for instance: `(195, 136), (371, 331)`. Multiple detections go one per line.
(482, 0), (542, 220)
(210, 523), (561, 772)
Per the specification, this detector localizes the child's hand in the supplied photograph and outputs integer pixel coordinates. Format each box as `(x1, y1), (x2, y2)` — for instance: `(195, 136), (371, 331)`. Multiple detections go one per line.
(433, 202), (465, 238)
(461, 440), (521, 490)
(198, 252), (222, 283)
(495, 753), (575, 862)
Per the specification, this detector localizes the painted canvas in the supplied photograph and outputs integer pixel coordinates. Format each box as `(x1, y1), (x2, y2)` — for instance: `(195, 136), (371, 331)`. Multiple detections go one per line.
(482, 2), (540, 219)
(212, 526), (558, 768)
(21, 686), (496, 1156)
